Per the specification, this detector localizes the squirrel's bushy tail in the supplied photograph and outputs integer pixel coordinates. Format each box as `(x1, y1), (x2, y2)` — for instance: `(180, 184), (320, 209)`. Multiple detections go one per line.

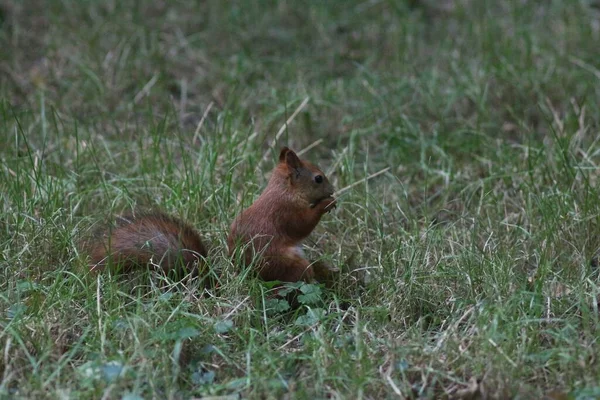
(85, 212), (207, 278)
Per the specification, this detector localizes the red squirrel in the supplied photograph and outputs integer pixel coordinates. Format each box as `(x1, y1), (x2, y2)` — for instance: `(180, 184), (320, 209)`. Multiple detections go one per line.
(228, 147), (336, 282)
(84, 147), (335, 283)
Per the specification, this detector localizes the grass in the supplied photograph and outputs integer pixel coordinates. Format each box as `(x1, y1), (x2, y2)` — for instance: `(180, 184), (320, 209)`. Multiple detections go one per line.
(1, 0), (600, 398)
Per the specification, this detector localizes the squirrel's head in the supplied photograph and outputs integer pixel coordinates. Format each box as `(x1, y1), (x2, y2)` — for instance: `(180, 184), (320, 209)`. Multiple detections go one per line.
(277, 147), (335, 205)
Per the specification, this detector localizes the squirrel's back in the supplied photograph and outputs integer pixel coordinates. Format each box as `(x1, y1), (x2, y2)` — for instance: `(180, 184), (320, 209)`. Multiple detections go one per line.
(86, 212), (207, 277)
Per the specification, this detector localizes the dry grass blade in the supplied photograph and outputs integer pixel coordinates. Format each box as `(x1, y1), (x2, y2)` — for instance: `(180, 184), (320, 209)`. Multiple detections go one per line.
(570, 56), (600, 81)
(256, 96), (310, 171)
(297, 139), (323, 156)
(193, 101), (214, 145)
(133, 73), (158, 104)
(334, 167), (391, 197)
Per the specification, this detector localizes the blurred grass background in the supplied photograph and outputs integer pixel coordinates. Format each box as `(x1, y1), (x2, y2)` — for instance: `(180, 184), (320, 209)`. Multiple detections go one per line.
(1, 0), (600, 398)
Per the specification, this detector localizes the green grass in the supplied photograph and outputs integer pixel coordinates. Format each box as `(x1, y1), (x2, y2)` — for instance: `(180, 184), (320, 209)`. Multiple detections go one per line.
(2, 0), (600, 398)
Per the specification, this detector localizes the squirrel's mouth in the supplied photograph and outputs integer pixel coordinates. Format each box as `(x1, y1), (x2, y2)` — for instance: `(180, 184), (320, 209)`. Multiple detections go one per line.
(310, 195), (335, 208)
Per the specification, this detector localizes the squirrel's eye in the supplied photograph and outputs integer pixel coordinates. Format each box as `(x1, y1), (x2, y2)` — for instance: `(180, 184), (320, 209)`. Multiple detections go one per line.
(315, 175), (323, 184)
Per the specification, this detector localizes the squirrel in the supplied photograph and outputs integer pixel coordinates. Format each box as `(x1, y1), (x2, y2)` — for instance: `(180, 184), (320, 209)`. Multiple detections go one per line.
(228, 147), (336, 282)
(84, 147), (336, 284)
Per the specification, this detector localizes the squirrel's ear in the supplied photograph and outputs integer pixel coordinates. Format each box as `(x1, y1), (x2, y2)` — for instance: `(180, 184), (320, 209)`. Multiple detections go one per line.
(284, 148), (302, 170)
(279, 147), (290, 163)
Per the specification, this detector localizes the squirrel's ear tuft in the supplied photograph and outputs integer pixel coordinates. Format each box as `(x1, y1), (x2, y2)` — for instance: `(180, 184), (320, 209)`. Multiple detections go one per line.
(279, 147), (290, 163)
(284, 148), (302, 170)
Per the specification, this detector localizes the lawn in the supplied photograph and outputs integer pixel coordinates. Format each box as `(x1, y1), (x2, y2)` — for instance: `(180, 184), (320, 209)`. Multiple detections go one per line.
(1, 0), (600, 398)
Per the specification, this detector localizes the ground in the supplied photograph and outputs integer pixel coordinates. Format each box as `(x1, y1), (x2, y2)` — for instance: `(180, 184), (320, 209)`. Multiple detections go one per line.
(1, 0), (600, 398)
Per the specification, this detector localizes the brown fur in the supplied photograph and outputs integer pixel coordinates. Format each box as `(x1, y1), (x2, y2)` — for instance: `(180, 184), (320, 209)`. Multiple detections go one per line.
(86, 212), (207, 279)
(228, 147), (336, 282)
